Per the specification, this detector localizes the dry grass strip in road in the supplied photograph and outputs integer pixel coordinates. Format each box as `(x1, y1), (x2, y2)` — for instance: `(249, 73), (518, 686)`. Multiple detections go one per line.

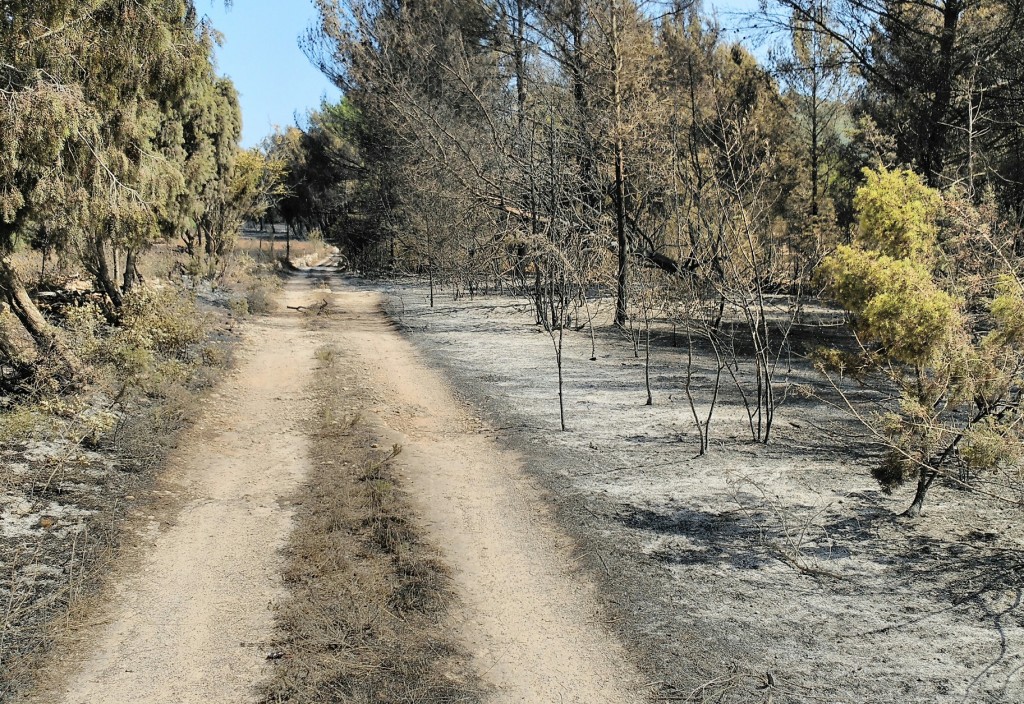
(260, 342), (481, 704)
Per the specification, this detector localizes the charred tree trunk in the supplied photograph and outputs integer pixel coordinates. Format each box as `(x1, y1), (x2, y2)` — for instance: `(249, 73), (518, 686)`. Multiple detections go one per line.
(122, 248), (143, 294)
(610, 0), (629, 326)
(903, 468), (938, 517)
(922, 0), (961, 186)
(513, 0), (528, 130)
(0, 312), (33, 375)
(0, 255), (83, 380)
(84, 236), (124, 308)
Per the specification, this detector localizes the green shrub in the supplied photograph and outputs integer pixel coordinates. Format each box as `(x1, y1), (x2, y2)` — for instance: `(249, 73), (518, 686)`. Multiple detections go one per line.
(244, 279), (278, 314)
(119, 288), (206, 357)
(229, 296), (249, 317)
(818, 166), (1024, 515)
(820, 245), (957, 365)
(853, 167), (942, 260)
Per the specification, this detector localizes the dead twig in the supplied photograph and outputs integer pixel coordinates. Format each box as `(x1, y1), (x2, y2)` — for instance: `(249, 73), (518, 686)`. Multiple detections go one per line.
(287, 298), (331, 315)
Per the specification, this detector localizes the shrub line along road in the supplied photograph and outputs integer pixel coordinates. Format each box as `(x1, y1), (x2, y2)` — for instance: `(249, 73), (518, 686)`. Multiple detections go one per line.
(38, 269), (643, 704)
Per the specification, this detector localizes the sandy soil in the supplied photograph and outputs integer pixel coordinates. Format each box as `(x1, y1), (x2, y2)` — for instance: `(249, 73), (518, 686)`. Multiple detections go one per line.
(365, 278), (1024, 704)
(35, 272), (645, 704)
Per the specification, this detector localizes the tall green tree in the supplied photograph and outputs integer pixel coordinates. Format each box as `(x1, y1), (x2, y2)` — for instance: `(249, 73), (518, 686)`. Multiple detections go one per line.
(0, 1), (240, 375)
(172, 76), (243, 262)
(765, 0), (1024, 199)
(267, 102), (363, 243)
(0, 1), (98, 373)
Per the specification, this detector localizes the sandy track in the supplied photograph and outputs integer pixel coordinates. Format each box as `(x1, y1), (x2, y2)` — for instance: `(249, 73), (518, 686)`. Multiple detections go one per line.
(41, 273), (644, 704)
(326, 280), (645, 704)
(44, 281), (321, 704)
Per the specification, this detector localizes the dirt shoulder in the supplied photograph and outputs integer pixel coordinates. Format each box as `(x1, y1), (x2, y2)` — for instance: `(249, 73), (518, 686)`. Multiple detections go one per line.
(1, 292), (240, 701)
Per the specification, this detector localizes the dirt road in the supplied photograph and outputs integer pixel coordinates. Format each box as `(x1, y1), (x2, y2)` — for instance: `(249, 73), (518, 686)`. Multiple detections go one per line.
(41, 273), (644, 704)
(326, 280), (645, 704)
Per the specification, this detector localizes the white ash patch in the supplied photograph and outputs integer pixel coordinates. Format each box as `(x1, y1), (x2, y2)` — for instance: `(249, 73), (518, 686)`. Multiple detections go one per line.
(7, 462), (29, 476)
(20, 440), (118, 474)
(1, 493), (34, 517)
(1, 496), (94, 538)
(642, 533), (706, 557)
(56, 481), (102, 495)
(22, 440), (71, 463)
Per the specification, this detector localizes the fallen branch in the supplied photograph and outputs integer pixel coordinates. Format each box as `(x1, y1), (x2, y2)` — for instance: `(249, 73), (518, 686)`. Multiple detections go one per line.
(287, 299), (331, 315)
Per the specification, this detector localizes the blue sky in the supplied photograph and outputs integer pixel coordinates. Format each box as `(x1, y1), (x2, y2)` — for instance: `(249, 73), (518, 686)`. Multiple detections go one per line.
(204, 0), (762, 149)
(202, 0), (340, 147)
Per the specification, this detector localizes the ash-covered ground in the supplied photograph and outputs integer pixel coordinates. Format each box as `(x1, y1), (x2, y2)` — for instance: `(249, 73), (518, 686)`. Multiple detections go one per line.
(364, 277), (1024, 704)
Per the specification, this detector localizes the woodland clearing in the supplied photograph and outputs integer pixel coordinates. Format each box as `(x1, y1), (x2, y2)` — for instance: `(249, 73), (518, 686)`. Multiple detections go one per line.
(6, 0), (1024, 701)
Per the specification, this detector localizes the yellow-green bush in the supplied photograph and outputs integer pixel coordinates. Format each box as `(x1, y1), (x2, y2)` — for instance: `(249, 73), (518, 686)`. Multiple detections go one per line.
(818, 167), (996, 512)
(62, 287), (206, 377)
(228, 296), (249, 317)
(962, 419), (1020, 473)
(853, 167), (942, 260)
(222, 253), (281, 314)
(988, 275), (1024, 347)
(821, 245), (957, 365)
(244, 278), (279, 314)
